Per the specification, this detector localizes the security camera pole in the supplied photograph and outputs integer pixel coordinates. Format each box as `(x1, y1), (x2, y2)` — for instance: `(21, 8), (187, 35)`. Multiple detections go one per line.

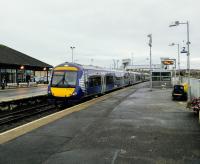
(147, 34), (152, 91)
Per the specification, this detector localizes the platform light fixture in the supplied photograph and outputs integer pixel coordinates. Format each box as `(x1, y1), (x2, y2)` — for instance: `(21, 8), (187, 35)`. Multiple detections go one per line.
(20, 65), (24, 70)
(169, 21), (191, 101)
(116, 59), (119, 69)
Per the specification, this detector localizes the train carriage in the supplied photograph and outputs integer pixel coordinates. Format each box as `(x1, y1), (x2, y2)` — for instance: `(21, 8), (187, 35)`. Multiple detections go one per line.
(48, 62), (147, 101)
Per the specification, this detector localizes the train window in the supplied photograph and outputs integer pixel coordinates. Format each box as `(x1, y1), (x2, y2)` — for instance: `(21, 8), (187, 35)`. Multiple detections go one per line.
(51, 71), (77, 87)
(64, 71), (77, 85)
(106, 76), (114, 84)
(136, 75), (140, 80)
(124, 73), (129, 79)
(51, 71), (65, 86)
(115, 77), (122, 80)
(88, 76), (101, 87)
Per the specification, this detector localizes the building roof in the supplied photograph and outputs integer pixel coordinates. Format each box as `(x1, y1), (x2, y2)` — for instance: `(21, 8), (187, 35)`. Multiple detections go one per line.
(0, 44), (53, 70)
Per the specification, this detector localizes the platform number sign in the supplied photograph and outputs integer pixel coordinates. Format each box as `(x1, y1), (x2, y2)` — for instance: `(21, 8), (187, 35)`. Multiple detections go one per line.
(181, 47), (187, 53)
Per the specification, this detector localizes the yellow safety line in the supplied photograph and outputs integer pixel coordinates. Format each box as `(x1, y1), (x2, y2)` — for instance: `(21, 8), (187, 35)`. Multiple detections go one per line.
(0, 86), (134, 144)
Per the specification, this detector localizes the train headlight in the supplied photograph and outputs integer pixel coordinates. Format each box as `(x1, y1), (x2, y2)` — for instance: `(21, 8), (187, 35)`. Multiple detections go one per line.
(72, 92), (77, 96)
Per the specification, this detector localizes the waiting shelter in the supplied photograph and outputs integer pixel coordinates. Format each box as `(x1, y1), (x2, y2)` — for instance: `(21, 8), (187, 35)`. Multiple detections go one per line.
(152, 70), (172, 88)
(0, 44), (53, 87)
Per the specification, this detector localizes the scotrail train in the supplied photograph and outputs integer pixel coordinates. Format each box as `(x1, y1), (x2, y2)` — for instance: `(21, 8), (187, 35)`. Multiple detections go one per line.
(48, 62), (149, 101)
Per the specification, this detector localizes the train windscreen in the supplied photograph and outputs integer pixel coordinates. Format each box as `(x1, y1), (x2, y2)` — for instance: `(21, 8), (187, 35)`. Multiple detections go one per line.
(51, 71), (77, 87)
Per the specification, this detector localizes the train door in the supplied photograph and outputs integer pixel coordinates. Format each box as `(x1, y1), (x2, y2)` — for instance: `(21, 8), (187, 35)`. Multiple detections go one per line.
(86, 75), (102, 95)
(105, 74), (114, 91)
(130, 73), (134, 85)
(114, 73), (123, 88)
(134, 74), (137, 83)
(124, 73), (130, 86)
(101, 75), (106, 93)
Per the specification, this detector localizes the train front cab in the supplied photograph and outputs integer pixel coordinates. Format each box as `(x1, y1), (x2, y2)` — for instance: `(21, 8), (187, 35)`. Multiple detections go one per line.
(48, 65), (82, 100)
(172, 83), (188, 101)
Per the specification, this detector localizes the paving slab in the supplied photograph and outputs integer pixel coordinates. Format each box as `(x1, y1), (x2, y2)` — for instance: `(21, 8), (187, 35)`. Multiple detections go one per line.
(0, 83), (200, 164)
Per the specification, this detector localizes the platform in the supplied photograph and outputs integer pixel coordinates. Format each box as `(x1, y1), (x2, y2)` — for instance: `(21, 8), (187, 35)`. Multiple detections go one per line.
(0, 85), (48, 103)
(1, 83), (200, 163)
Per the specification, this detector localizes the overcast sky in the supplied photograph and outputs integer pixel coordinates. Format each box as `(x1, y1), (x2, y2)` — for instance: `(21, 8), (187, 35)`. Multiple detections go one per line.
(0, 0), (200, 69)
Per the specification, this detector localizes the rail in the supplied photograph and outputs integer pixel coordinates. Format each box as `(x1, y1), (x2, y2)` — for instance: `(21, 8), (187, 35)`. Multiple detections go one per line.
(0, 103), (56, 126)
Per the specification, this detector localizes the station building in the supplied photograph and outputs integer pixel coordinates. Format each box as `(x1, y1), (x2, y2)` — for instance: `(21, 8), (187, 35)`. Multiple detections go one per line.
(0, 44), (53, 86)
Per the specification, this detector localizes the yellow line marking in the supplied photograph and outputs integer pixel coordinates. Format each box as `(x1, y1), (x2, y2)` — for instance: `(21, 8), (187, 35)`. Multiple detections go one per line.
(0, 86), (134, 144)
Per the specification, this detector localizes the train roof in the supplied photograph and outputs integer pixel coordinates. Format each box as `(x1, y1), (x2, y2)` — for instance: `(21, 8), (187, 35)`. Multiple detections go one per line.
(54, 62), (142, 77)
(55, 62), (123, 72)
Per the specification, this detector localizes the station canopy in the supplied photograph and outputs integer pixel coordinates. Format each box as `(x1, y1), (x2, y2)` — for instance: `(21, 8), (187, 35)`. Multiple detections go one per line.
(0, 44), (53, 71)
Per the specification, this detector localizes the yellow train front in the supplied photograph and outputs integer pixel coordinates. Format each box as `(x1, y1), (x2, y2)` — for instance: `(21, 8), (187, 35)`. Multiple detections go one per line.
(48, 63), (84, 101)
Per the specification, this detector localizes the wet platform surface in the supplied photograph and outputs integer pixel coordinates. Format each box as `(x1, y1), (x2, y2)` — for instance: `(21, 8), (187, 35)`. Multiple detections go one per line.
(0, 85), (47, 102)
(1, 83), (200, 164)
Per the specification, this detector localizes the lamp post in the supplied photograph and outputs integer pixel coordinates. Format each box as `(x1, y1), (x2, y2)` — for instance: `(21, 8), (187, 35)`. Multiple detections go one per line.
(169, 21), (191, 101)
(70, 46), (75, 63)
(116, 60), (119, 69)
(171, 58), (177, 86)
(90, 58), (94, 65)
(113, 59), (115, 69)
(147, 34), (152, 91)
(169, 43), (180, 84)
(131, 52), (134, 66)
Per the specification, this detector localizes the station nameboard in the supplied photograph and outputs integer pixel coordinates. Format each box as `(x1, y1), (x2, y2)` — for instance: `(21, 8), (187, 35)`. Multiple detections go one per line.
(162, 60), (174, 65)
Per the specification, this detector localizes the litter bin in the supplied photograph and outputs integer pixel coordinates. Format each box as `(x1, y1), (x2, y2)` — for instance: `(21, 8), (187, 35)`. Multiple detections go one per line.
(172, 83), (188, 101)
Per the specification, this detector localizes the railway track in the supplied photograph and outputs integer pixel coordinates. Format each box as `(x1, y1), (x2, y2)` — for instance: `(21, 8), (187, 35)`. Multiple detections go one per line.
(0, 81), (148, 132)
(0, 103), (56, 126)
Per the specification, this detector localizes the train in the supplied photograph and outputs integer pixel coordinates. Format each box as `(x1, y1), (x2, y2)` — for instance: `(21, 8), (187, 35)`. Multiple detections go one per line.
(48, 62), (149, 101)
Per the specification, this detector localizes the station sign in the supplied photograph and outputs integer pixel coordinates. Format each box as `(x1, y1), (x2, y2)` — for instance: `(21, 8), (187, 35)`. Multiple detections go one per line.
(162, 60), (174, 65)
(181, 47), (187, 53)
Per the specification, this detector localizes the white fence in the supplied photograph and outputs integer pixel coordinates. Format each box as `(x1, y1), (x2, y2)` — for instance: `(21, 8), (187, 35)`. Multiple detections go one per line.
(181, 77), (200, 98)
